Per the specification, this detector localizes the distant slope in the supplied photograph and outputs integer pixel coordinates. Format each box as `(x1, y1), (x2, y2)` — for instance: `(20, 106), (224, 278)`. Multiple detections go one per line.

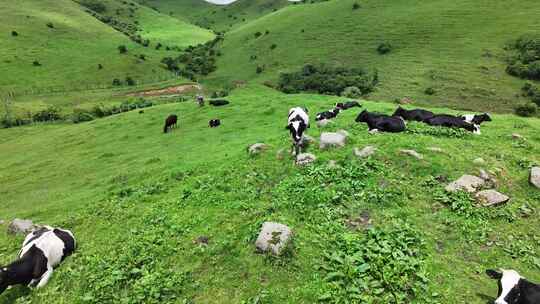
(137, 0), (292, 32)
(0, 0), (213, 94)
(211, 0), (540, 112)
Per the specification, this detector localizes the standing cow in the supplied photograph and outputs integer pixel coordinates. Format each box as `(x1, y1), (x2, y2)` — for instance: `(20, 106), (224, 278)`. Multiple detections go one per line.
(286, 107), (310, 158)
(486, 269), (540, 304)
(163, 115), (178, 133)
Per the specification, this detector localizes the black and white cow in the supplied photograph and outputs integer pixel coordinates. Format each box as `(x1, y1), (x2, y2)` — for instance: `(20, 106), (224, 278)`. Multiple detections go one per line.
(461, 113), (492, 125)
(486, 269), (540, 304)
(209, 119), (221, 128)
(355, 110), (406, 133)
(335, 101), (362, 110)
(392, 106), (434, 122)
(315, 108), (341, 121)
(286, 107), (310, 157)
(0, 226), (76, 294)
(424, 114), (480, 134)
(196, 95), (205, 107)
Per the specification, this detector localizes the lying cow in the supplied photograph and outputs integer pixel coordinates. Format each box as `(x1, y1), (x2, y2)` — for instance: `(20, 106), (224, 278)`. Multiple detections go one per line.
(286, 107), (310, 157)
(355, 110), (406, 133)
(0, 226), (76, 294)
(209, 119), (221, 128)
(461, 113), (492, 125)
(316, 108), (341, 121)
(486, 269), (540, 304)
(392, 106), (434, 122)
(335, 101), (361, 110)
(424, 114), (480, 134)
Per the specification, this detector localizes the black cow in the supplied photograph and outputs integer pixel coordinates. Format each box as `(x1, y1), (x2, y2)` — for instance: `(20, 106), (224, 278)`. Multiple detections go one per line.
(209, 119), (221, 128)
(392, 106), (434, 122)
(424, 114), (480, 134)
(335, 101), (361, 110)
(209, 99), (229, 106)
(316, 108), (341, 121)
(286, 107), (310, 157)
(461, 113), (492, 125)
(355, 110), (406, 133)
(163, 114), (178, 133)
(486, 269), (540, 304)
(0, 226), (76, 294)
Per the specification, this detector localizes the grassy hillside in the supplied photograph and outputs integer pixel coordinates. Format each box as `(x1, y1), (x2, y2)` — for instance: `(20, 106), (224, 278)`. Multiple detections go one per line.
(210, 0), (540, 112)
(137, 0), (292, 32)
(1, 85), (539, 303)
(0, 0), (213, 95)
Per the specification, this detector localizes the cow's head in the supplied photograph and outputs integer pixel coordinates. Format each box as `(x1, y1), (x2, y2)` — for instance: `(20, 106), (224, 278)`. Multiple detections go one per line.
(0, 267), (9, 294)
(392, 106), (405, 117)
(335, 102), (344, 110)
(355, 110), (369, 123)
(486, 269), (522, 304)
(479, 113), (492, 122)
(286, 120), (306, 143)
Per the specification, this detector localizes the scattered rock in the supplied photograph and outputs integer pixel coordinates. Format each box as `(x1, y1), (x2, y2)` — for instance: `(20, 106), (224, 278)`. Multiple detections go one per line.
(345, 210), (372, 230)
(530, 167), (540, 189)
(336, 129), (350, 137)
(354, 146), (377, 158)
(475, 190), (510, 207)
(427, 147), (444, 153)
(255, 222), (293, 256)
(193, 236), (210, 246)
(445, 175), (485, 193)
(248, 143), (269, 155)
(320, 132), (347, 149)
(511, 133), (524, 140)
(316, 119), (333, 128)
(400, 149), (423, 160)
(296, 153), (317, 166)
(473, 158), (486, 166)
(8, 219), (35, 235)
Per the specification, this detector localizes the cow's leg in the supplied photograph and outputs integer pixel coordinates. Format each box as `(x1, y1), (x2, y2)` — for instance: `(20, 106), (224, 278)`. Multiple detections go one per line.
(36, 266), (53, 288)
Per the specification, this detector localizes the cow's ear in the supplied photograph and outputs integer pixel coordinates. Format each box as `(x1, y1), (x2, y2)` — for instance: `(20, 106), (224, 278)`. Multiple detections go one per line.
(486, 269), (502, 280)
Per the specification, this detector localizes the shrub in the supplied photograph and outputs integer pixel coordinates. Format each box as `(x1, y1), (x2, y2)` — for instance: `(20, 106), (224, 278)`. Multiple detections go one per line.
(352, 2), (360, 10)
(277, 64), (379, 96)
(254, 32), (262, 38)
(125, 77), (136, 86)
(118, 45), (127, 54)
(33, 61), (41, 66)
(80, 0), (106, 13)
(341, 86), (362, 98)
(11, 31), (18, 36)
(424, 87), (436, 95)
(72, 109), (95, 123)
(377, 42), (392, 54)
(256, 66), (264, 74)
(98, 64), (103, 70)
(506, 34), (540, 80)
(528, 60), (540, 79)
(33, 106), (62, 122)
(270, 44), (277, 50)
(46, 22), (54, 28)
(155, 42), (162, 50)
(112, 78), (122, 86)
(515, 103), (537, 117)
(139, 54), (146, 61)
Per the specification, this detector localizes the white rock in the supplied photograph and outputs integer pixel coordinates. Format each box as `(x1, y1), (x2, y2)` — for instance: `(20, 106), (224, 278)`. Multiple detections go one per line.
(8, 219), (36, 235)
(445, 175), (485, 193)
(296, 153), (317, 166)
(320, 132), (347, 149)
(248, 143), (269, 155)
(475, 190), (510, 207)
(400, 149), (423, 160)
(530, 167), (540, 189)
(354, 146), (377, 158)
(427, 147), (444, 153)
(255, 222), (293, 256)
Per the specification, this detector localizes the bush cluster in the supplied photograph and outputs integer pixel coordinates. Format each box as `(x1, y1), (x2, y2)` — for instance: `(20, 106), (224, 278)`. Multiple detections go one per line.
(514, 103), (538, 117)
(506, 34), (540, 80)
(377, 42), (392, 54)
(277, 64), (379, 96)
(33, 106), (62, 122)
(72, 100), (154, 123)
(521, 82), (540, 106)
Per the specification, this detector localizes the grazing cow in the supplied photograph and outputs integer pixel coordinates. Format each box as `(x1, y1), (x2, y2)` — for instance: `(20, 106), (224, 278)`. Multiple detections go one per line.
(196, 95), (205, 107)
(392, 106), (434, 122)
(0, 226), (76, 294)
(209, 99), (229, 106)
(316, 108), (341, 121)
(424, 114), (480, 134)
(461, 113), (492, 125)
(163, 114), (178, 133)
(335, 101), (362, 110)
(355, 110), (406, 133)
(286, 107), (310, 157)
(209, 119), (221, 128)
(486, 269), (540, 304)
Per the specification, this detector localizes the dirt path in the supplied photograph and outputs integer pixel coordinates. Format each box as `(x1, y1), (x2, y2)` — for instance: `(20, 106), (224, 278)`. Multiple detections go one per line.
(126, 84), (202, 97)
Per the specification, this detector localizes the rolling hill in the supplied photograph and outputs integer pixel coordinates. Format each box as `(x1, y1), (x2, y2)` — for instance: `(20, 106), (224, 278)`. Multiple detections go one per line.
(0, 0), (213, 95)
(209, 0), (540, 112)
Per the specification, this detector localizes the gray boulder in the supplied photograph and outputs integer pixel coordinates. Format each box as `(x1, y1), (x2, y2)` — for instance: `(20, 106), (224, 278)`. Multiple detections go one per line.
(255, 222), (293, 256)
(296, 153), (317, 166)
(475, 190), (510, 207)
(530, 167), (540, 189)
(248, 143), (269, 155)
(320, 132), (347, 149)
(354, 146), (377, 158)
(400, 149), (423, 160)
(8, 219), (35, 235)
(445, 175), (485, 193)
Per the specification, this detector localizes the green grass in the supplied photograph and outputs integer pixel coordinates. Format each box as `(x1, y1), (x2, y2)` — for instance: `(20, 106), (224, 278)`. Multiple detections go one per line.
(208, 0), (540, 112)
(1, 84), (539, 303)
(0, 0), (212, 95)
